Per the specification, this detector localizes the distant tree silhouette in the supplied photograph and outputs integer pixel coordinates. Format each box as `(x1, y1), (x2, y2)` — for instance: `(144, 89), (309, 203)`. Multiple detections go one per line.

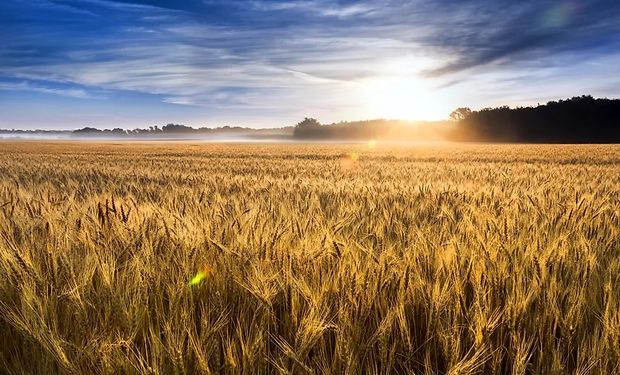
(292, 118), (453, 140)
(449, 107), (472, 122)
(67, 123), (294, 139)
(162, 123), (194, 133)
(106, 128), (126, 135)
(73, 127), (102, 135)
(293, 118), (325, 138)
(453, 96), (620, 143)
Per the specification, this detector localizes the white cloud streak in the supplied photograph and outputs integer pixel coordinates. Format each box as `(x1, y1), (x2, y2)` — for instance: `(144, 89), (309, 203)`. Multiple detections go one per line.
(0, 80), (91, 98)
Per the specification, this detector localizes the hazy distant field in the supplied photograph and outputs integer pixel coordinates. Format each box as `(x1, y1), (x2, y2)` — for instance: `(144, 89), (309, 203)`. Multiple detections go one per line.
(1, 142), (619, 374)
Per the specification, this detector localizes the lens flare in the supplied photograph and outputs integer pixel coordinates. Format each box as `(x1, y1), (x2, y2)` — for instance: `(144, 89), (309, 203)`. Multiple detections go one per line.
(189, 265), (212, 286)
(541, 1), (578, 29)
(340, 152), (359, 171)
(368, 139), (377, 149)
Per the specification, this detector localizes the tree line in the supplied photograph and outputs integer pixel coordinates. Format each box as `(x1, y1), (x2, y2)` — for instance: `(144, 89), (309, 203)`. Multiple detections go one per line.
(72, 124), (293, 137)
(451, 96), (620, 143)
(3, 95), (618, 142)
(292, 96), (620, 143)
(292, 118), (454, 140)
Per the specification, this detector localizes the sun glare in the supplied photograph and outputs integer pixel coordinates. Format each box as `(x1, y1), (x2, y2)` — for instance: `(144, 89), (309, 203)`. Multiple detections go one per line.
(361, 76), (443, 120)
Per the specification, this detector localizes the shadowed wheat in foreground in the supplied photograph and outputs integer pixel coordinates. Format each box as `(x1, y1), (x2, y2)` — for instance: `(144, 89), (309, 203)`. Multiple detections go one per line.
(1, 142), (620, 374)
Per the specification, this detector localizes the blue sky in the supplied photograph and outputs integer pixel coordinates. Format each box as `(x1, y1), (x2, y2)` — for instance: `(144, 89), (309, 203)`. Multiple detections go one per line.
(1, 0), (619, 129)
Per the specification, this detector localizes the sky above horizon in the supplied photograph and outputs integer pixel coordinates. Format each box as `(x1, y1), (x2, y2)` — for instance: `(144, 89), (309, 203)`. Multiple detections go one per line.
(1, 0), (619, 130)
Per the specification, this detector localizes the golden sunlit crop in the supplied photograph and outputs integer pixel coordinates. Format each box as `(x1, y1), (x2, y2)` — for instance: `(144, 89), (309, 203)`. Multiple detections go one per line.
(1, 142), (620, 374)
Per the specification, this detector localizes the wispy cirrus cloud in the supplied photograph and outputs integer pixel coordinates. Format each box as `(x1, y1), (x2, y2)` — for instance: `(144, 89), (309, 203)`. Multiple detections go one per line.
(0, 80), (91, 98)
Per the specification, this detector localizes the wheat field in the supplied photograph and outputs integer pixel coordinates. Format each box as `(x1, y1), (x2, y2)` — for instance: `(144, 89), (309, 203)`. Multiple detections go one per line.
(0, 141), (619, 374)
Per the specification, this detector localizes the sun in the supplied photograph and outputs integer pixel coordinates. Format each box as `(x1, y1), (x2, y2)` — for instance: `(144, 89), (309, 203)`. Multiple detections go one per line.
(358, 56), (448, 120)
(361, 76), (444, 120)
